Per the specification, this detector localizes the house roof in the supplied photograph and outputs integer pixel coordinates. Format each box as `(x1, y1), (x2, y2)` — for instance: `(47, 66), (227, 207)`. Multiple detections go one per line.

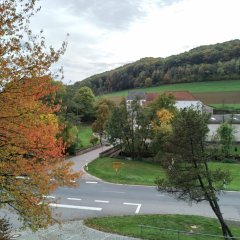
(165, 91), (197, 101)
(126, 91), (146, 100)
(146, 93), (159, 102)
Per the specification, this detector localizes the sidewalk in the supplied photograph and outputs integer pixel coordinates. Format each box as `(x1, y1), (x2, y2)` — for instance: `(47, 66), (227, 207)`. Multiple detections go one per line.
(15, 220), (140, 240)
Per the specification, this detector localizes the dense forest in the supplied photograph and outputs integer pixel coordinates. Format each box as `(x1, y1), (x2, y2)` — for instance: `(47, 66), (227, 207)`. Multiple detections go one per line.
(71, 39), (240, 95)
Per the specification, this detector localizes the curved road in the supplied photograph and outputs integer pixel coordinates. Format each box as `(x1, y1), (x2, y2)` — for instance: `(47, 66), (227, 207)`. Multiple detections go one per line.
(48, 147), (240, 222)
(1, 146), (240, 232)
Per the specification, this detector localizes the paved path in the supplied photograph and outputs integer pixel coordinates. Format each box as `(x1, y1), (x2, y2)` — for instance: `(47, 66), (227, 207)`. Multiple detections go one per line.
(15, 220), (139, 240)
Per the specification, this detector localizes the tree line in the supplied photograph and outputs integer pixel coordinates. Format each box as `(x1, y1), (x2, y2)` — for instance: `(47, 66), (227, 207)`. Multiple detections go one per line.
(73, 39), (240, 94)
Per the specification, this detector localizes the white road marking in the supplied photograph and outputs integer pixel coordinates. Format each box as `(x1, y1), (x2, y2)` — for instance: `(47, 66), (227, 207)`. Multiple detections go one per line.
(67, 198), (82, 201)
(10, 234), (21, 238)
(16, 176), (30, 180)
(86, 181), (98, 184)
(49, 203), (102, 211)
(43, 195), (55, 199)
(94, 200), (109, 203)
(103, 190), (125, 194)
(123, 202), (142, 214)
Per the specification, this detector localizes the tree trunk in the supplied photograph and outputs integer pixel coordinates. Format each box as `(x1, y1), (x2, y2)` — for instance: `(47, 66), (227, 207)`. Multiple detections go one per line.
(209, 198), (236, 240)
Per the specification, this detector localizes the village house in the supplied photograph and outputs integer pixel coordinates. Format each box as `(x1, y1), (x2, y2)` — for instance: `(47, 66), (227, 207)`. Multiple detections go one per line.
(126, 91), (146, 111)
(126, 90), (209, 112)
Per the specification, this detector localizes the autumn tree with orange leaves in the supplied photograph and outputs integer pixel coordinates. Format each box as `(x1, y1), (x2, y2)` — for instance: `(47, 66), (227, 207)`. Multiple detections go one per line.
(0, 0), (79, 230)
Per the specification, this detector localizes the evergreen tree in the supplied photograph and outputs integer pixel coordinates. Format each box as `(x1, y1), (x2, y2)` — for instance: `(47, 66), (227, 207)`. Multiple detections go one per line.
(156, 108), (235, 239)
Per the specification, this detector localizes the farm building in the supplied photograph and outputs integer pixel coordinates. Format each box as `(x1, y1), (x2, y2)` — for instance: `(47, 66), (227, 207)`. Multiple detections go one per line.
(126, 91), (207, 112)
(165, 91), (203, 111)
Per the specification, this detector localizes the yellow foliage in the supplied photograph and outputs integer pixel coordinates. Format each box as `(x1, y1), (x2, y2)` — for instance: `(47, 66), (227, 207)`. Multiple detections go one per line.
(152, 108), (174, 133)
(156, 109), (173, 124)
(40, 113), (59, 125)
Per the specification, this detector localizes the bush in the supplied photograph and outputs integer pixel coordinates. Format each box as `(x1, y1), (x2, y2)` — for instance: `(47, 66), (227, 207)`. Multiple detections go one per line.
(67, 142), (78, 155)
(90, 136), (98, 146)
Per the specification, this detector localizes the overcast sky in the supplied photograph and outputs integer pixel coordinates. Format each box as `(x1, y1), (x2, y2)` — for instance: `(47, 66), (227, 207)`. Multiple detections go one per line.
(31, 0), (240, 84)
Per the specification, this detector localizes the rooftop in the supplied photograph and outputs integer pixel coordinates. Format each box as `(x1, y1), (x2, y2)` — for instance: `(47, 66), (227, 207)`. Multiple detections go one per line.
(126, 91), (146, 100)
(165, 91), (197, 101)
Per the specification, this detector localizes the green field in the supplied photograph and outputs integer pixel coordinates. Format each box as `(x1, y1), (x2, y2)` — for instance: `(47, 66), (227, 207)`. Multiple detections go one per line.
(86, 157), (240, 190)
(208, 162), (240, 190)
(210, 103), (240, 110)
(77, 124), (94, 148)
(102, 80), (240, 97)
(85, 214), (240, 240)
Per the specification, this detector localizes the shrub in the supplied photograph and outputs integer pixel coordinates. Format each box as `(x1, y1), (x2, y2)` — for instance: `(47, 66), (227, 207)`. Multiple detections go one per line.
(90, 136), (98, 146)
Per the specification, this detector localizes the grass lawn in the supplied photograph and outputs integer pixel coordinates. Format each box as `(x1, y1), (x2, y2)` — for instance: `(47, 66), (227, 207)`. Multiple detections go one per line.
(86, 157), (165, 185)
(103, 80), (240, 97)
(210, 103), (240, 110)
(86, 157), (240, 190)
(208, 162), (240, 191)
(84, 214), (240, 240)
(77, 124), (94, 148)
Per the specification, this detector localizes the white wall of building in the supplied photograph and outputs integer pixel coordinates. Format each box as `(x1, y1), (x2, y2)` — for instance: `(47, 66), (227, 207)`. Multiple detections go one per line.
(207, 124), (240, 141)
(126, 99), (146, 110)
(175, 100), (202, 110)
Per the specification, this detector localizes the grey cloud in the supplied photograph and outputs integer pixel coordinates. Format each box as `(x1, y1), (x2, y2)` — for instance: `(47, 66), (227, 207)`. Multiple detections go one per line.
(32, 0), (185, 84)
(60, 57), (130, 83)
(49, 0), (147, 30)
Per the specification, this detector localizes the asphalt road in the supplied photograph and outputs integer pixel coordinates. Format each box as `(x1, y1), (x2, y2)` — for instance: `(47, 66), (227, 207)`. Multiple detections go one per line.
(46, 147), (240, 222)
(2, 146), (240, 231)
(48, 178), (240, 222)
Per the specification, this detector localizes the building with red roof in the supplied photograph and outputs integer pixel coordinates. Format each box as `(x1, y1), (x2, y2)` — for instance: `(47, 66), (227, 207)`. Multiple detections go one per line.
(164, 91), (202, 110)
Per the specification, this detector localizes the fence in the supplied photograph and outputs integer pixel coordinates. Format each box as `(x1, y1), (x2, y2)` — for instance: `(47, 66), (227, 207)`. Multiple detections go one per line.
(99, 145), (121, 157)
(139, 225), (240, 240)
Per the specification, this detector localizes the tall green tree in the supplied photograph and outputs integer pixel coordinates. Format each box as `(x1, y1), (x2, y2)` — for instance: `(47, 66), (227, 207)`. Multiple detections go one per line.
(147, 93), (176, 158)
(92, 98), (114, 145)
(106, 100), (152, 159)
(61, 123), (78, 155)
(156, 108), (235, 239)
(217, 122), (235, 157)
(73, 86), (95, 122)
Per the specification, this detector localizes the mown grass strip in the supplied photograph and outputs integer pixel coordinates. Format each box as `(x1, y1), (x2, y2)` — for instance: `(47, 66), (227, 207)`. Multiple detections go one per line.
(86, 157), (240, 190)
(210, 103), (240, 110)
(86, 157), (165, 185)
(84, 214), (240, 240)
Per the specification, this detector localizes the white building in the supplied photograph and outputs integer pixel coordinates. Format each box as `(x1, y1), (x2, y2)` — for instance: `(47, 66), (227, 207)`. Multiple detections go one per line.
(126, 91), (146, 111)
(165, 91), (203, 111)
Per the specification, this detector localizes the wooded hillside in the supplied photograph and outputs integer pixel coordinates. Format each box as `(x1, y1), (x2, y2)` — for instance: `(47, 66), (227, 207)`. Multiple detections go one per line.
(72, 39), (240, 95)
